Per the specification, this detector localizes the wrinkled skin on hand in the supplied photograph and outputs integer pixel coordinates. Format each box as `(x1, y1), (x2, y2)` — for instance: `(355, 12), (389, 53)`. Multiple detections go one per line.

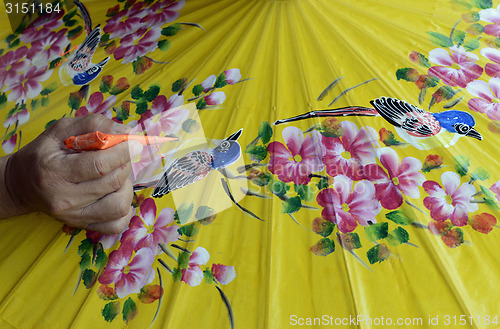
(3, 114), (143, 234)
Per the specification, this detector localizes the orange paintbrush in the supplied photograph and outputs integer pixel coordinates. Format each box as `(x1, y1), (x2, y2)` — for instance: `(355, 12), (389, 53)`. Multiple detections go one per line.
(64, 131), (178, 151)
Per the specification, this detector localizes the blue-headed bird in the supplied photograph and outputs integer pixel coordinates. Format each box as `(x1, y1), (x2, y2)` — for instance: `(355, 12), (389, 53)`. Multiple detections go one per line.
(59, 0), (109, 86)
(133, 129), (243, 197)
(273, 97), (482, 150)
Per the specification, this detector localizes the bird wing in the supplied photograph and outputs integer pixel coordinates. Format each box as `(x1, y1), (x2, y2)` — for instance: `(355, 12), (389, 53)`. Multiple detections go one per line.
(152, 151), (213, 197)
(370, 97), (440, 137)
(69, 26), (101, 72)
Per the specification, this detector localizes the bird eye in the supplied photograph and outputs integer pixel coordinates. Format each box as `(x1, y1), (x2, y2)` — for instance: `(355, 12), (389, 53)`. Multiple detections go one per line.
(453, 123), (470, 135)
(219, 141), (230, 151)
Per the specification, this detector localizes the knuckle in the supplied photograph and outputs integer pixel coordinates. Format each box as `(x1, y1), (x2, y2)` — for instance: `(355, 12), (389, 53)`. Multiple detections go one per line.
(92, 157), (108, 176)
(47, 198), (72, 216)
(108, 220), (129, 235)
(110, 173), (124, 191)
(52, 117), (71, 131)
(115, 197), (131, 218)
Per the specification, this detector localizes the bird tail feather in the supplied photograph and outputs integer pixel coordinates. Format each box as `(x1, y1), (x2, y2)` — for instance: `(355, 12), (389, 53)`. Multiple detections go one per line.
(273, 107), (377, 125)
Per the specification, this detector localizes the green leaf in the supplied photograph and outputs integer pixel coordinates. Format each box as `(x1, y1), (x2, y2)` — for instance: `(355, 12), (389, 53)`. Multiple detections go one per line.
(250, 172), (272, 186)
(471, 167), (490, 181)
(258, 121), (273, 144)
(385, 210), (414, 225)
(454, 155), (470, 176)
(337, 232), (362, 250)
(484, 198), (500, 210)
(195, 206), (215, 220)
(0, 93), (6, 109)
(80, 253), (91, 271)
(196, 98), (207, 109)
(245, 145), (268, 162)
(395, 68), (420, 82)
(82, 269), (97, 289)
(45, 119), (57, 129)
(95, 248), (108, 270)
(122, 298), (138, 324)
(29, 99), (40, 112)
(41, 96), (50, 107)
(386, 227), (410, 246)
(192, 84), (203, 96)
(8, 38), (20, 48)
(453, 0), (473, 9)
(463, 37), (481, 51)
(162, 23), (182, 36)
(130, 85), (144, 100)
(102, 301), (120, 322)
(157, 39), (171, 52)
(174, 202), (194, 224)
(135, 100), (148, 115)
(203, 268), (214, 284)
(178, 251), (190, 269)
(312, 217), (335, 237)
(68, 26), (83, 39)
(428, 32), (454, 47)
(172, 267), (182, 282)
(144, 85), (160, 102)
(177, 223), (199, 237)
(294, 184), (314, 202)
(65, 19), (77, 27)
(367, 244), (390, 264)
(470, 0), (492, 9)
(364, 222), (389, 242)
(214, 73), (228, 88)
(77, 238), (94, 256)
(269, 179), (290, 196)
(452, 29), (466, 44)
(316, 177), (330, 190)
(310, 238), (335, 256)
(281, 196), (302, 214)
(182, 118), (201, 133)
(172, 79), (184, 93)
(63, 8), (77, 22)
(101, 33), (110, 43)
(40, 82), (58, 96)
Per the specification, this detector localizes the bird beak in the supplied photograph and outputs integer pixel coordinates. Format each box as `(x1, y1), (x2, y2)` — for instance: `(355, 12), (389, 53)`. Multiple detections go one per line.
(225, 129), (243, 141)
(466, 128), (483, 140)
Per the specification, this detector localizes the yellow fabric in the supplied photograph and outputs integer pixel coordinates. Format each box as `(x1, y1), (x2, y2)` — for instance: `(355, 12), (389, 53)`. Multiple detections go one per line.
(0, 0), (499, 328)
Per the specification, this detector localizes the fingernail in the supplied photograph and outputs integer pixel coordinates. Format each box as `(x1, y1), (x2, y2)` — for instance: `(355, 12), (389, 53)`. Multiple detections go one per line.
(129, 140), (143, 158)
(113, 122), (132, 134)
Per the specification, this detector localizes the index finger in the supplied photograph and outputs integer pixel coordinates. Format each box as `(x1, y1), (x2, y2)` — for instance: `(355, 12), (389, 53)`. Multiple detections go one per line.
(65, 140), (143, 182)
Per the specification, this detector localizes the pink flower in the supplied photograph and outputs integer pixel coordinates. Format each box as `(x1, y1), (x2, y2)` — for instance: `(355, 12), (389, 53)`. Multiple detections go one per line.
(490, 180), (500, 202)
(0, 47), (30, 89)
(364, 148), (425, 209)
(480, 47), (500, 77)
(322, 121), (378, 180)
(99, 247), (155, 298)
(3, 66), (52, 104)
(181, 266), (204, 287)
(201, 75), (216, 91)
(86, 230), (122, 249)
(20, 11), (64, 44)
(224, 68), (242, 84)
(480, 5), (500, 37)
(27, 29), (69, 68)
(204, 91), (226, 105)
(211, 264), (236, 285)
(2, 134), (17, 154)
(267, 126), (325, 185)
(466, 77), (500, 120)
(121, 198), (180, 254)
(141, 0), (185, 27)
(104, 2), (147, 39)
(428, 46), (483, 88)
(181, 247), (210, 287)
(114, 27), (162, 64)
(4, 108), (30, 128)
(423, 171), (478, 226)
(75, 92), (116, 118)
(316, 175), (381, 233)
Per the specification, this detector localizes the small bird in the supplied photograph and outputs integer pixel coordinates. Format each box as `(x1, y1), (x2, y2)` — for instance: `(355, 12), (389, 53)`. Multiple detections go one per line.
(59, 0), (109, 86)
(273, 97), (482, 150)
(134, 129), (243, 197)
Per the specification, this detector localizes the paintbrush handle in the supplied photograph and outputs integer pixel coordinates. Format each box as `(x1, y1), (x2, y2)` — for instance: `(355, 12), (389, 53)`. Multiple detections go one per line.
(64, 131), (178, 151)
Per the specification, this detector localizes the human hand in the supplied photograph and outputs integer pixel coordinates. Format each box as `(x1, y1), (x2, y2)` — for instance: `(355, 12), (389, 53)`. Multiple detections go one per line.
(3, 114), (143, 234)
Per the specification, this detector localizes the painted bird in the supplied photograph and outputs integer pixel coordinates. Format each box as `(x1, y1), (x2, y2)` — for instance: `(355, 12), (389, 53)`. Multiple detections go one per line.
(59, 0), (109, 86)
(273, 97), (482, 150)
(134, 129), (243, 197)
